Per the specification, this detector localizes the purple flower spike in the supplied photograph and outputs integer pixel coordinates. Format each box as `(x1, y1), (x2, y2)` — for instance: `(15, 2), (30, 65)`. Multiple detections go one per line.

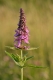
(14, 8), (29, 49)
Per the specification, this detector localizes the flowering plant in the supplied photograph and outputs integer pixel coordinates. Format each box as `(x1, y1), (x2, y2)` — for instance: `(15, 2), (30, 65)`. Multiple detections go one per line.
(5, 8), (45, 80)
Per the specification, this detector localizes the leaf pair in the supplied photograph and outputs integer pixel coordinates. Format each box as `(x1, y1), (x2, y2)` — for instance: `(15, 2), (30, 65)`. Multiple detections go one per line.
(5, 46), (39, 51)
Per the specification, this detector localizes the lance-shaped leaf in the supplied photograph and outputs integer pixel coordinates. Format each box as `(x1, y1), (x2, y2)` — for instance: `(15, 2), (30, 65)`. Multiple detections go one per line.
(27, 47), (39, 51)
(11, 54), (20, 62)
(17, 54), (21, 61)
(26, 56), (34, 60)
(5, 51), (20, 62)
(5, 46), (15, 50)
(5, 51), (14, 59)
(24, 65), (46, 68)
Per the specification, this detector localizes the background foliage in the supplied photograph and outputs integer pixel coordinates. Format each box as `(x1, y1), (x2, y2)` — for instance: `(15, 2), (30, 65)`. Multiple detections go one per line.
(0, 0), (53, 80)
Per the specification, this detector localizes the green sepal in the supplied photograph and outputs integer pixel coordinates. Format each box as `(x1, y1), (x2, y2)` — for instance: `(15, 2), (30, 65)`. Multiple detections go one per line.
(27, 47), (39, 50)
(26, 56), (34, 60)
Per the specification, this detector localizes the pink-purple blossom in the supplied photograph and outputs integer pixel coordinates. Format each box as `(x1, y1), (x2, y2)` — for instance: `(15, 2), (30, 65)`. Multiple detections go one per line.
(14, 8), (29, 49)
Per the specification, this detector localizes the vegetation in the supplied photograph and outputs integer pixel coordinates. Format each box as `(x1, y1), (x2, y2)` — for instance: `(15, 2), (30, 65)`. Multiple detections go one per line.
(0, 0), (53, 80)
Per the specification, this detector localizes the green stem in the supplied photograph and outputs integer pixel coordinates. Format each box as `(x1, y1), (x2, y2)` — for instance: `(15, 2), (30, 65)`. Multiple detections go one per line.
(21, 67), (23, 80)
(21, 50), (23, 80)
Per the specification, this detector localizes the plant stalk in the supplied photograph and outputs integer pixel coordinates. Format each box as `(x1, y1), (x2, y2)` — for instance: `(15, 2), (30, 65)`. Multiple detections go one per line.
(21, 50), (23, 80)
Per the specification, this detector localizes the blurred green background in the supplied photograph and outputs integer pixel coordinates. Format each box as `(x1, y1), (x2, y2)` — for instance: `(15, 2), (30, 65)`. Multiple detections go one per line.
(0, 0), (53, 80)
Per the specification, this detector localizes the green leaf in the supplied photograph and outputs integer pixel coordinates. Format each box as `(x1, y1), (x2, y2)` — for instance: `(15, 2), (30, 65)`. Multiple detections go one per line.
(23, 56), (27, 63)
(11, 54), (20, 62)
(5, 51), (14, 59)
(27, 47), (39, 50)
(17, 54), (21, 60)
(26, 56), (34, 60)
(24, 65), (46, 68)
(5, 51), (23, 67)
(5, 46), (15, 50)
(5, 51), (20, 62)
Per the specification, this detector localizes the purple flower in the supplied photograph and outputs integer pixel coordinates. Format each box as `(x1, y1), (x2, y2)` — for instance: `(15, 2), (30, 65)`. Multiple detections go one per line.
(14, 8), (29, 49)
